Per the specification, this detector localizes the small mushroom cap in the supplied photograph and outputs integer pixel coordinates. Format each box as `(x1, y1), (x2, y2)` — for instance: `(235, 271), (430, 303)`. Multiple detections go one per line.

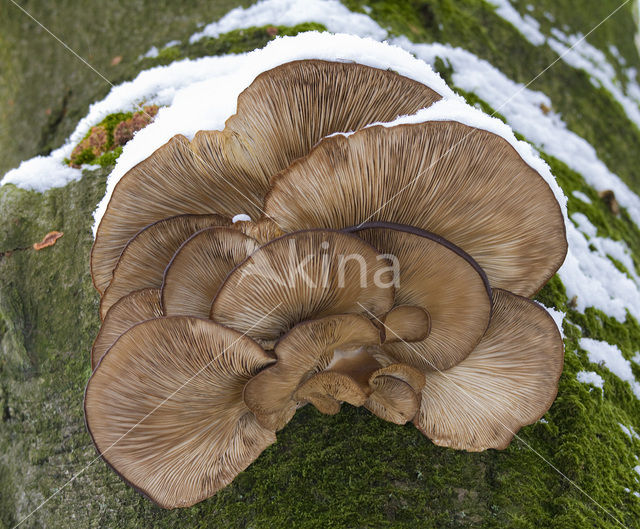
(364, 363), (426, 425)
(266, 121), (567, 296)
(100, 214), (229, 319)
(294, 371), (369, 409)
(162, 227), (259, 317)
(382, 305), (431, 343)
(414, 288), (564, 451)
(243, 314), (382, 430)
(85, 317), (276, 509)
(349, 223), (492, 371)
(365, 376), (421, 425)
(211, 230), (395, 341)
(91, 288), (162, 370)
(92, 60), (441, 294)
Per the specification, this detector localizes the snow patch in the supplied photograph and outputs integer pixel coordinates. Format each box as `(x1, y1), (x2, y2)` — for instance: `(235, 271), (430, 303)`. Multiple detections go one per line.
(620, 423), (640, 440)
(572, 190), (592, 204)
(1, 151), (81, 192)
(232, 214), (252, 223)
(579, 338), (640, 399)
(576, 370), (604, 390)
(486, 0), (546, 45)
(189, 0), (387, 43)
(547, 28), (640, 130)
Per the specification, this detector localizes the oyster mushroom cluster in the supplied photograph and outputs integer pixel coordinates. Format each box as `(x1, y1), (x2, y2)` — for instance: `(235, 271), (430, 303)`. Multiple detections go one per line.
(85, 59), (567, 508)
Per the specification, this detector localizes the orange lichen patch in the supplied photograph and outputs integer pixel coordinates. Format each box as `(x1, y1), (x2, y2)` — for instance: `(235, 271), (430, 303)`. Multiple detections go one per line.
(113, 105), (159, 147)
(33, 231), (63, 250)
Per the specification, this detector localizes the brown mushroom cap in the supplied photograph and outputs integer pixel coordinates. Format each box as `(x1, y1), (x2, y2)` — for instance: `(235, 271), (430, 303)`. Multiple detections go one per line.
(92, 60), (441, 294)
(211, 230), (395, 341)
(91, 288), (162, 370)
(162, 227), (259, 317)
(85, 317), (276, 509)
(243, 314), (382, 430)
(192, 59), (442, 192)
(294, 371), (369, 410)
(100, 214), (229, 319)
(364, 363), (426, 425)
(382, 305), (431, 343)
(414, 288), (564, 451)
(348, 223), (492, 371)
(265, 121), (567, 296)
(91, 136), (248, 294)
(365, 376), (421, 425)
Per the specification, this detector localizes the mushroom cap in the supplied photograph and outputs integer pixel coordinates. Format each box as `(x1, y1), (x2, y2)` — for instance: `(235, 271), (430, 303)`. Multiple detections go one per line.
(243, 314), (382, 430)
(265, 121), (567, 296)
(162, 227), (259, 317)
(348, 223), (492, 371)
(92, 59), (441, 294)
(91, 136), (247, 294)
(294, 371), (369, 409)
(192, 59), (442, 193)
(91, 288), (162, 370)
(85, 317), (276, 508)
(211, 230), (395, 341)
(100, 214), (229, 319)
(381, 305), (431, 343)
(365, 376), (421, 425)
(414, 288), (564, 451)
(364, 363), (426, 425)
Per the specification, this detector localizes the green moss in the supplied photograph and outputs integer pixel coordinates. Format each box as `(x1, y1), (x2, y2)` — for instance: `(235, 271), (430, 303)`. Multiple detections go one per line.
(141, 22), (327, 68)
(95, 145), (123, 168)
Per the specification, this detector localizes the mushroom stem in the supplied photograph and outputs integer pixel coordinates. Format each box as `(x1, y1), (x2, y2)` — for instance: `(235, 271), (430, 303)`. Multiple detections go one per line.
(325, 345), (383, 392)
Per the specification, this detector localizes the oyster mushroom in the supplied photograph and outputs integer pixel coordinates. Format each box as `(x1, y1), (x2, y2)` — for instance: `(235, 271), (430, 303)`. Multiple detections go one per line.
(347, 222), (492, 371)
(91, 60), (441, 294)
(100, 214), (229, 319)
(210, 229), (395, 341)
(413, 289), (564, 451)
(243, 314), (424, 430)
(85, 317), (276, 509)
(91, 288), (162, 370)
(162, 227), (259, 317)
(265, 120), (567, 296)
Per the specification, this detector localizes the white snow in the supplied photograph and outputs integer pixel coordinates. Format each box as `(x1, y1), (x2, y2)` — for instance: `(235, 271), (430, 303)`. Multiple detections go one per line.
(232, 214), (252, 223)
(576, 370), (604, 390)
(572, 190), (592, 204)
(619, 423), (640, 440)
(189, 0), (387, 43)
(1, 151), (81, 192)
(571, 212), (597, 238)
(486, 0), (546, 46)
(579, 338), (640, 399)
(547, 28), (640, 129)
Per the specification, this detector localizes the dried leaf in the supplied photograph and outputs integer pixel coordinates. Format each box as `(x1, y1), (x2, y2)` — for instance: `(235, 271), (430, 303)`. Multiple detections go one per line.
(33, 231), (63, 250)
